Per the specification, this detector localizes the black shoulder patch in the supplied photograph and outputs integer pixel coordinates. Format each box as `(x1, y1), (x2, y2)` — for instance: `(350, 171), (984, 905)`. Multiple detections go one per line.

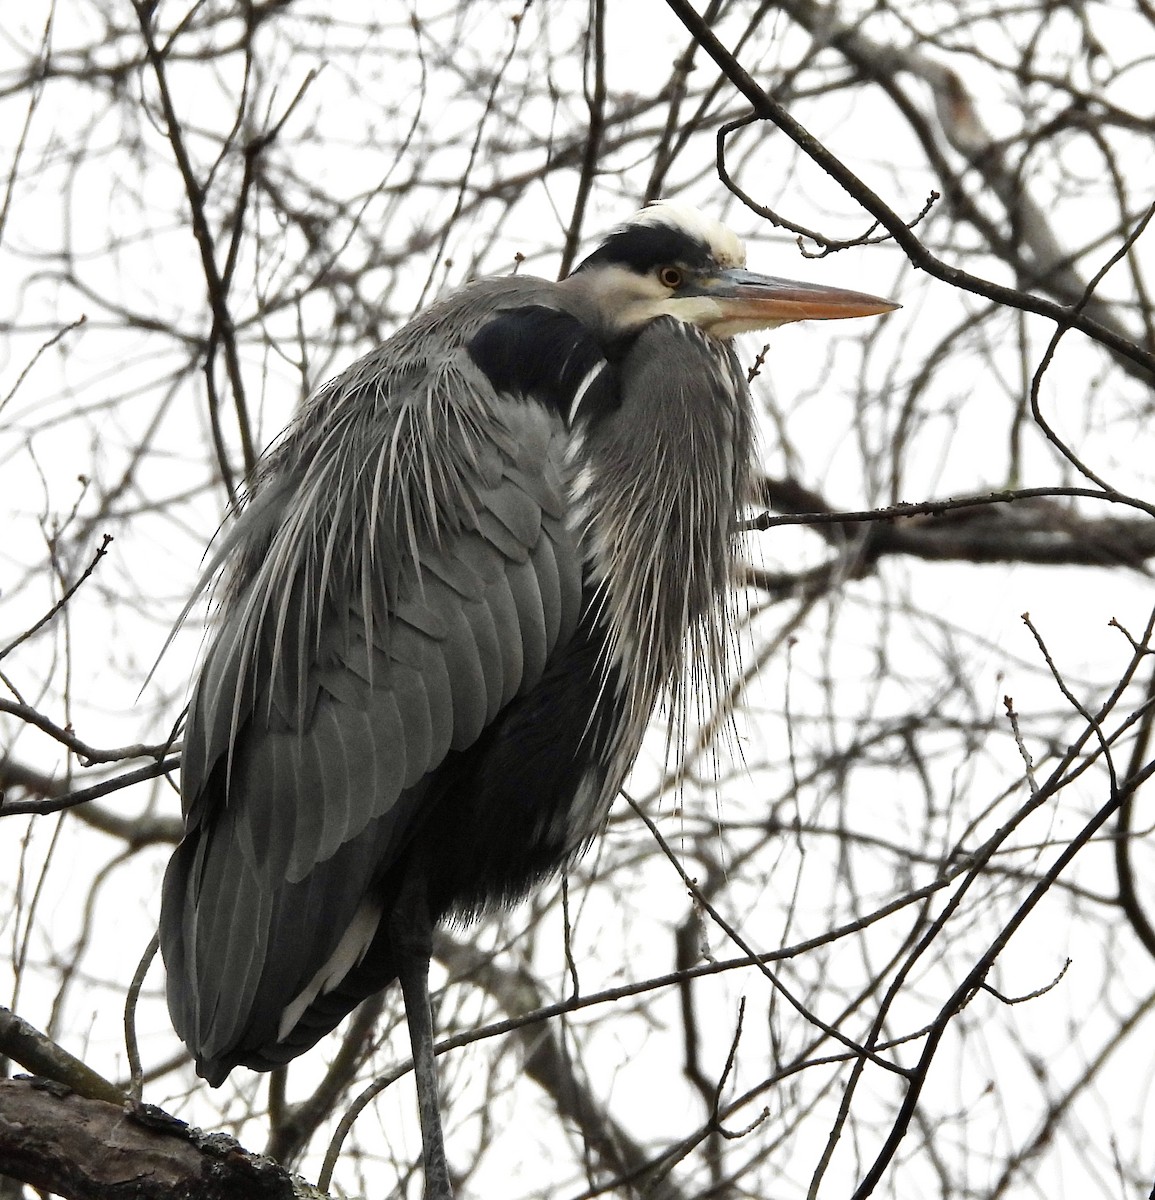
(467, 306), (620, 425)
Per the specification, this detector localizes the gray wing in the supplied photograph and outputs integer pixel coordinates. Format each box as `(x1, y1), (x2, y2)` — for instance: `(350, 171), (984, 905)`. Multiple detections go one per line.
(160, 338), (583, 1072)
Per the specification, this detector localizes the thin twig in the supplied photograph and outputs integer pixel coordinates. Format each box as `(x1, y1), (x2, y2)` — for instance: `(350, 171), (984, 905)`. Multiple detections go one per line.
(0, 699), (173, 767)
(0, 756), (181, 817)
(980, 957), (1071, 1005)
(124, 934), (159, 1105)
(558, 0), (606, 278)
(0, 534), (112, 662)
(1027, 201), (1155, 488)
(133, 1), (256, 493)
(625, 794), (905, 1075)
(0, 315), (87, 417)
(746, 484), (1155, 529)
(1003, 695), (1040, 797)
(1021, 612), (1117, 795)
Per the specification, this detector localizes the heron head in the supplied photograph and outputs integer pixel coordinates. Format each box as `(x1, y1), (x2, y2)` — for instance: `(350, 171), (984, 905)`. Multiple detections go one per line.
(565, 201), (899, 339)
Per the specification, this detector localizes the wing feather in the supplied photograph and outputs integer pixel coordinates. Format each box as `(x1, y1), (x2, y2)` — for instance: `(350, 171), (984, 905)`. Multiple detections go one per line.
(486, 481), (543, 551)
(479, 560), (526, 709)
(389, 661), (434, 788)
(367, 688), (409, 816)
(532, 529), (565, 649)
(162, 288), (596, 1075)
(439, 602), (490, 748)
(475, 506), (532, 563)
(296, 711), (344, 863)
(424, 548), (487, 597)
(412, 627), (456, 762)
(506, 555), (549, 686)
(458, 576), (506, 724)
(286, 707), (353, 881)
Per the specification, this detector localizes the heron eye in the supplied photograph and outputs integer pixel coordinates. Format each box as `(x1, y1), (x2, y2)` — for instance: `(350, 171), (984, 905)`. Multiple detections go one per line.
(658, 266), (683, 289)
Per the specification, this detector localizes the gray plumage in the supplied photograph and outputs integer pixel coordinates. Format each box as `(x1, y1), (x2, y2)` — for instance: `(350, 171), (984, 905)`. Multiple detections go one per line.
(165, 279), (748, 1064)
(159, 201), (895, 1197)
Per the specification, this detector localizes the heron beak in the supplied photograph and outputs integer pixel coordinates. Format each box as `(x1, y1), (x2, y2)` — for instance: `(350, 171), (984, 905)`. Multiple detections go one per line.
(710, 267), (900, 330)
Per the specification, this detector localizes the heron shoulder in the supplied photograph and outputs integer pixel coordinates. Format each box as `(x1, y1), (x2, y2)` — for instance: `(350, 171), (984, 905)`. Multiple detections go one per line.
(383, 275), (605, 356)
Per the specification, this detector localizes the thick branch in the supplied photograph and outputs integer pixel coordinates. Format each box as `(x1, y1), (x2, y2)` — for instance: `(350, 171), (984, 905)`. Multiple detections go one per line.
(759, 477), (1155, 567)
(0, 1077), (313, 1200)
(0, 1009), (124, 1106)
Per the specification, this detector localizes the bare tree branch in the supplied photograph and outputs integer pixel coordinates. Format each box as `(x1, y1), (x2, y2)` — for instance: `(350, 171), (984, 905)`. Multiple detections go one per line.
(0, 1077), (310, 1200)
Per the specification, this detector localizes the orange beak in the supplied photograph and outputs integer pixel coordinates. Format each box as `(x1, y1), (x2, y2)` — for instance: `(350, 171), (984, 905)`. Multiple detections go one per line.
(712, 267), (900, 325)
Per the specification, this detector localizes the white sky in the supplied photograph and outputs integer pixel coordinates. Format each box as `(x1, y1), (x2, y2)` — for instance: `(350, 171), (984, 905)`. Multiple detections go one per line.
(2, 2), (1154, 1197)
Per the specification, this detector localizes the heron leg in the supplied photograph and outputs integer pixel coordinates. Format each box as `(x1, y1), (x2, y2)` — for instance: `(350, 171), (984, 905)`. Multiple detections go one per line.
(392, 878), (453, 1200)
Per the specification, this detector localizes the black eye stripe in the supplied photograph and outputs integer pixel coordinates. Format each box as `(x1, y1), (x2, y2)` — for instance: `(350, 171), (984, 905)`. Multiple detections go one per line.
(572, 224), (714, 275)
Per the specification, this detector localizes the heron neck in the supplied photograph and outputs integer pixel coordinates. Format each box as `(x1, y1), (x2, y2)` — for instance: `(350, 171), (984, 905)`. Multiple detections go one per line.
(573, 316), (753, 766)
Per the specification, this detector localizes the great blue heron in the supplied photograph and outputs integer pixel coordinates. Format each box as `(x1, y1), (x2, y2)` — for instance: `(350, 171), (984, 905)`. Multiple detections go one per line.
(159, 202), (896, 1198)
